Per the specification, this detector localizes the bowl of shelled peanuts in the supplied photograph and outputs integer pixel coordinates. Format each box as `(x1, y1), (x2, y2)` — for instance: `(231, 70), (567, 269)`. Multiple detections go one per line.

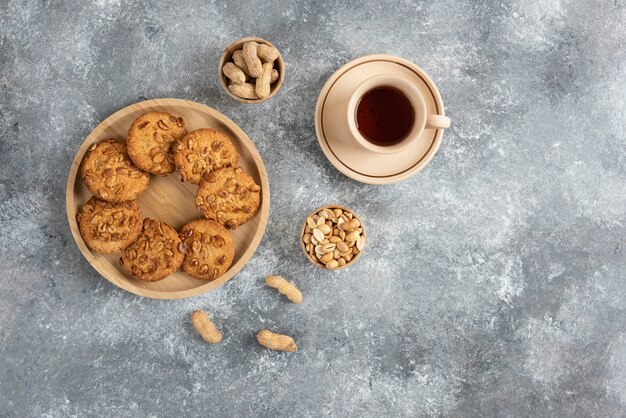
(300, 205), (366, 270)
(218, 37), (285, 104)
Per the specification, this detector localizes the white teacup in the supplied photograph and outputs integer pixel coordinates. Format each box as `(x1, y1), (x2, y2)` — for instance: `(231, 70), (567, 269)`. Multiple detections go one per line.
(346, 74), (450, 154)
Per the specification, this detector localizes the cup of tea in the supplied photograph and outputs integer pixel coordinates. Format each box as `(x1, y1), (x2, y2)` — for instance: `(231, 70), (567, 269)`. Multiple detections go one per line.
(346, 74), (450, 154)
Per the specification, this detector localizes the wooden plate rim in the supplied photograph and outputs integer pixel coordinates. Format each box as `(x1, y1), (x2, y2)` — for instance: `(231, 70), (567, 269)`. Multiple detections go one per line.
(65, 98), (270, 299)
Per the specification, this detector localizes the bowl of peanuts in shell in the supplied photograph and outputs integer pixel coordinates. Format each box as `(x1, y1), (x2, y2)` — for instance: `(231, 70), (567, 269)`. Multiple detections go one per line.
(301, 205), (366, 270)
(218, 37), (285, 104)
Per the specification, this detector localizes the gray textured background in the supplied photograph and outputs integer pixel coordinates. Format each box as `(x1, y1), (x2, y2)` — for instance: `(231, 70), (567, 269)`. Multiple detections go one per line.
(1, 0), (625, 416)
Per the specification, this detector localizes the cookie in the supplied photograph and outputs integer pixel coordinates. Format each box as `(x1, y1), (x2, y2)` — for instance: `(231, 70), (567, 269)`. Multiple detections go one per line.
(77, 197), (143, 254)
(81, 139), (150, 203)
(178, 219), (234, 280)
(127, 112), (187, 176)
(119, 218), (185, 282)
(195, 166), (261, 229)
(173, 128), (238, 184)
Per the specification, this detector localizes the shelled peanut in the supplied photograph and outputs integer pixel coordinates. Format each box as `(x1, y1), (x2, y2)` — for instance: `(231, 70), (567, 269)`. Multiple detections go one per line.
(223, 41), (281, 100)
(302, 207), (365, 270)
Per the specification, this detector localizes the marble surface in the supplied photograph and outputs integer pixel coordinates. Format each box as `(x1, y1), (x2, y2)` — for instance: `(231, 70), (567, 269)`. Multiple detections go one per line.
(1, 0), (625, 416)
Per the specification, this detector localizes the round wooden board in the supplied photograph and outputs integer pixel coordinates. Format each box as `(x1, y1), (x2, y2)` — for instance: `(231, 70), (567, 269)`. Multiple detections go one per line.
(66, 98), (270, 299)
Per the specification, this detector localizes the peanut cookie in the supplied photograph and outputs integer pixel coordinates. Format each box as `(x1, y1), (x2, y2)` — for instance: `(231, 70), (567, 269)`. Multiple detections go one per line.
(195, 166), (261, 229)
(81, 139), (150, 203)
(119, 218), (185, 282)
(127, 112), (187, 176)
(178, 219), (234, 280)
(173, 128), (238, 184)
(77, 197), (142, 254)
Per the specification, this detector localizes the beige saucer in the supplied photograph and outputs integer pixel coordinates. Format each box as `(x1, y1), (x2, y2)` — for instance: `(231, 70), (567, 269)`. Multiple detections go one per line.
(314, 54), (446, 184)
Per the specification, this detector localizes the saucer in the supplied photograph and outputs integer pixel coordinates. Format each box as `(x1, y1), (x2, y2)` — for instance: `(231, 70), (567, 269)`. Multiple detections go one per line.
(314, 54), (446, 184)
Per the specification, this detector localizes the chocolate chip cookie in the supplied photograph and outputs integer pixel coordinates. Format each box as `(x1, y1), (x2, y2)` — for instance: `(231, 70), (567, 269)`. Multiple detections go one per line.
(173, 128), (238, 184)
(195, 166), (261, 229)
(178, 219), (234, 280)
(119, 218), (185, 282)
(127, 112), (187, 176)
(81, 139), (150, 203)
(77, 196), (143, 254)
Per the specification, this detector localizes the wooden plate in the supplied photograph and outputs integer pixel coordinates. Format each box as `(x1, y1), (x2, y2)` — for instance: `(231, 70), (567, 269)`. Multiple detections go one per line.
(66, 98), (270, 299)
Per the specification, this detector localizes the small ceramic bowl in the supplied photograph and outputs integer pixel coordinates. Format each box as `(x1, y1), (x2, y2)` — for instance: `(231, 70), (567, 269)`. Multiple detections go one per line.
(300, 205), (366, 270)
(218, 37), (285, 104)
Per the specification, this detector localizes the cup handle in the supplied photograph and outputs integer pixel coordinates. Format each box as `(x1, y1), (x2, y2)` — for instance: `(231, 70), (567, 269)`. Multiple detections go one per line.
(425, 114), (451, 130)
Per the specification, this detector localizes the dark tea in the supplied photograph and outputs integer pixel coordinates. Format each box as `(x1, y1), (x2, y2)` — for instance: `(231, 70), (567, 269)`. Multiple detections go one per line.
(355, 86), (415, 146)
